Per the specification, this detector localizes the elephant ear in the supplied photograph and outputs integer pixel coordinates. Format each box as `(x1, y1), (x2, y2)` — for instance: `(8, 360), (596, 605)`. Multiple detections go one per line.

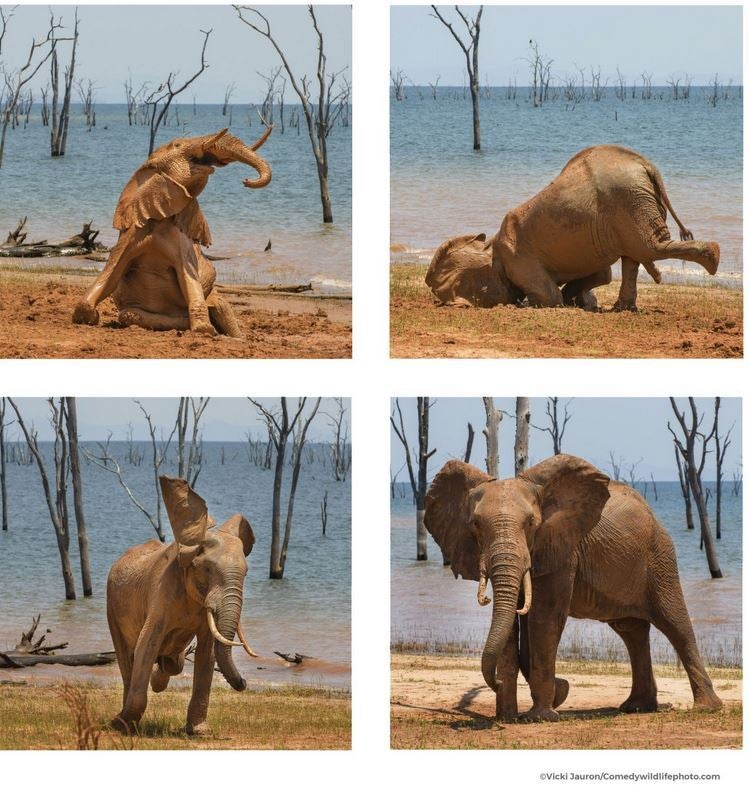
(522, 455), (610, 577)
(159, 475), (210, 546)
(424, 460), (493, 581)
(219, 514), (255, 557)
(113, 166), (193, 231)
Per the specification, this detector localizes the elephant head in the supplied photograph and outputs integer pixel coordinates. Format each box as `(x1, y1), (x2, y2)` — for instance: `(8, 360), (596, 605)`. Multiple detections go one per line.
(114, 127), (273, 243)
(159, 475), (256, 691)
(424, 455), (610, 694)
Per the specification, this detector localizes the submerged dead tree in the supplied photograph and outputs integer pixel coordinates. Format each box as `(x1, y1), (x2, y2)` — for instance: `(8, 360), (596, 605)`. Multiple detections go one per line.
(668, 397), (722, 579)
(49, 8), (79, 157)
(712, 397), (733, 541)
(674, 442), (694, 530)
(325, 397), (350, 481)
(236, 5), (348, 223)
(249, 397), (321, 578)
(0, 397), (8, 532)
(430, 4), (483, 150)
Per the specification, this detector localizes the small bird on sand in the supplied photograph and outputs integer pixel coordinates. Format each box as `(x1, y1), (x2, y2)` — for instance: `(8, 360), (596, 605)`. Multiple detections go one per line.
(264, 239), (272, 252)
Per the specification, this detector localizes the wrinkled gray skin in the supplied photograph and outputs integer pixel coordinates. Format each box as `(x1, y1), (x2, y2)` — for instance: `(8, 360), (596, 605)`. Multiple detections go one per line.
(107, 476), (256, 734)
(491, 145), (719, 311)
(72, 128), (272, 337)
(425, 454), (722, 722)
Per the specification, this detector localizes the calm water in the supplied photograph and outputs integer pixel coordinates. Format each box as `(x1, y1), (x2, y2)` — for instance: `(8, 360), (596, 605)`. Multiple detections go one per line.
(0, 104), (351, 292)
(391, 87), (742, 285)
(391, 481), (742, 667)
(0, 442), (351, 688)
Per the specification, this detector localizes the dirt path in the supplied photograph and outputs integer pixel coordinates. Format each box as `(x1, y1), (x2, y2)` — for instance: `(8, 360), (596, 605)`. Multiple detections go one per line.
(391, 264), (742, 358)
(0, 271), (351, 359)
(391, 654), (742, 749)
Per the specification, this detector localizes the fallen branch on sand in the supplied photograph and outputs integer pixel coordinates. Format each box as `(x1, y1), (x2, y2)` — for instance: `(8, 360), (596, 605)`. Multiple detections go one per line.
(0, 220), (108, 258)
(274, 651), (315, 665)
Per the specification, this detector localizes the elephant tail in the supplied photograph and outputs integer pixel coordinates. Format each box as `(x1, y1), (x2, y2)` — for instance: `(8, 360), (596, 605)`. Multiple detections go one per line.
(644, 161), (694, 242)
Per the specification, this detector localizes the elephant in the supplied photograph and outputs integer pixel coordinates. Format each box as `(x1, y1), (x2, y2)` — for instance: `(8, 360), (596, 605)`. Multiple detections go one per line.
(107, 475), (258, 734)
(490, 145), (719, 311)
(426, 231), (662, 311)
(424, 454), (722, 723)
(72, 127), (273, 338)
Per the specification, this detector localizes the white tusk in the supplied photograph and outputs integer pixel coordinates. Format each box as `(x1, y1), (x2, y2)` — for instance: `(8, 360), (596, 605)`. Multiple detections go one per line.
(517, 570), (532, 615)
(206, 610), (244, 647)
(237, 621), (259, 658)
(477, 573), (491, 606)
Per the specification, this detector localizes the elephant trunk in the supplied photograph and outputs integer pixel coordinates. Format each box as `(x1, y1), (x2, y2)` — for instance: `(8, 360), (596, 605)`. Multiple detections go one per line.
(211, 581), (247, 691)
(219, 135), (272, 189)
(480, 547), (527, 693)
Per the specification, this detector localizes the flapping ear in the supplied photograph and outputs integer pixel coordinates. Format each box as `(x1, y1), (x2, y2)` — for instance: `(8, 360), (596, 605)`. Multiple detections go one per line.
(521, 455), (610, 577)
(424, 460), (494, 581)
(113, 166), (193, 230)
(219, 514), (255, 557)
(159, 475), (210, 546)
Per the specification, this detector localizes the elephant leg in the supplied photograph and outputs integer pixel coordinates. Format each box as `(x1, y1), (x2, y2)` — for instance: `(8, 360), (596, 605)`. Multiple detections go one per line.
(503, 259), (563, 307)
(613, 256), (641, 311)
(108, 619), (133, 710)
(650, 239), (720, 275)
(186, 630), (216, 735)
(642, 260), (661, 284)
(494, 616), (519, 721)
(518, 608), (569, 711)
(650, 595), (722, 710)
(561, 267), (612, 312)
(118, 307), (190, 332)
(73, 227), (148, 325)
(206, 290), (244, 339)
(150, 651), (185, 693)
(608, 618), (658, 712)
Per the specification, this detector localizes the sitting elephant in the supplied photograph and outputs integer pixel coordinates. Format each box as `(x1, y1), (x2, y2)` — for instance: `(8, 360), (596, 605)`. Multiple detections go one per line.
(107, 475), (257, 734)
(425, 454), (722, 722)
(72, 127), (272, 337)
(426, 230), (662, 311)
(491, 145), (719, 311)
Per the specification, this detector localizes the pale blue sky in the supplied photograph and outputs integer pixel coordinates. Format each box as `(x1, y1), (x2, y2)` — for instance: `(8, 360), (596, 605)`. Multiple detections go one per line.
(390, 398), (742, 481)
(0, 5), (351, 102)
(391, 5), (742, 86)
(4, 397), (350, 442)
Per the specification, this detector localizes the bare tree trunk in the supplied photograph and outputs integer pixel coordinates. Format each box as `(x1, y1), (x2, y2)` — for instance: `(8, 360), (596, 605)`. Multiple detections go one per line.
(514, 397), (530, 476)
(50, 9), (78, 157)
(464, 422), (474, 463)
(416, 397), (435, 561)
(482, 397), (501, 478)
(674, 443), (694, 530)
(63, 398), (92, 596)
(0, 398), (8, 531)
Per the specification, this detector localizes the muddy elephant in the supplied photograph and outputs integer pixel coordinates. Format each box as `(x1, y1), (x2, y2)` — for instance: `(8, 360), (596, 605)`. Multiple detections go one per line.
(491, 145), (719, 311)
(72, 127), (272, 337)
(424, 454), (722, 722)
(107, 475), (257, 734)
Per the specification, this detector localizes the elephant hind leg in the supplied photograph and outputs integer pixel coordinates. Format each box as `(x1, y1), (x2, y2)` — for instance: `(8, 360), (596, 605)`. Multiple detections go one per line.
(206, 291), (244, 338)
(561, 267), (612, 312)
(118, 307), (190, 332)
(650, 239), (720, 275)
(608, 618), (658, 712)
(613, 256), (642, 311)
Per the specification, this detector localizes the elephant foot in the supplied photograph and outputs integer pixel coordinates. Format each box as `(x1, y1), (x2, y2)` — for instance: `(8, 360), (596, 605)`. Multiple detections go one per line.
(191, 321), (218, 337)
(150, 667), (170, 693)
(185, 721), (211, 736)
(519, 706), (560, 723)
(619, 695), (659, 713)
(72, 301), (99, 325)
(110, 714), (139, 734)
(612, 300), (638, 313)
(693, 692), (723, 711)
(553, 677), (570, 709)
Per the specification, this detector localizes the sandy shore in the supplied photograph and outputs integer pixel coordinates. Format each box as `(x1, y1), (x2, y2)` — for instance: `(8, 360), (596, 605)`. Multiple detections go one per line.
(391, 653), (742, 749)
(0, 269), (351, 359)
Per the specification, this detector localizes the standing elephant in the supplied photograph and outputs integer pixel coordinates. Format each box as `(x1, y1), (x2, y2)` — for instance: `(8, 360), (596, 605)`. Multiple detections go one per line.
(491, 145), (719, 311)
(72, 127), (272, 337)
(424, 454), (722, 722)
(107, 475), (257, 734)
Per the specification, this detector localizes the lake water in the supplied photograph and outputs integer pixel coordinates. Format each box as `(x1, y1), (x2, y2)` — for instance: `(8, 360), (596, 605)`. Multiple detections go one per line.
(0, 104), (351, 293)
(391, 481), (742, 668)
(391, 86), (742, 286)
(0, 441), (351, 689)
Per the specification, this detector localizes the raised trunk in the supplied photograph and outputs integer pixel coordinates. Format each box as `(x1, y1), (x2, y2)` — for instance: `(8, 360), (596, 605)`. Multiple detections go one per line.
(222, 139), (272, 189)
(213, 586), (247, 691)
(480, 560), (523, 692)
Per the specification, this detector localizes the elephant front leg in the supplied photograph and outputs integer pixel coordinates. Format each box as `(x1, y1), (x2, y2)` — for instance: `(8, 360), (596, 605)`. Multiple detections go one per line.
(185, 630), (216, 735)
(495, 617), (519, 721)
(613, 256), (640, 311)
(174, 233), (216, 336)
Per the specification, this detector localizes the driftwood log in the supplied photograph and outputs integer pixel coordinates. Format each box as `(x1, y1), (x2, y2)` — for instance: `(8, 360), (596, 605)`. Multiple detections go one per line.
(274, 651), (315, 665)
(0, 219), (108, 258)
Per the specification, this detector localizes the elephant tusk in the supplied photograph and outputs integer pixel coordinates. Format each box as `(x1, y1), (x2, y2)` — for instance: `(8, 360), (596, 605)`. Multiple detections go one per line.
(236, 622), (259, 658)
(477, 573), (491, 606)
(517, 570), (532, 615)
(251, 124), (273, 151)
(206, 610), (244, 647)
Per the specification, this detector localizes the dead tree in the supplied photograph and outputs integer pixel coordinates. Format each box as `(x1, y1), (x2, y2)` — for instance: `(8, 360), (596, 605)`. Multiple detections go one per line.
(463, 422), (474, 463)
(482, 397), (501, 478)
(175, 397), (209, 487)
(674, 442), (694, 530)
(430, 5), (482, 150)
(255, 67), (280, 126)
(0, 10), (64, 168)
(668, 398), (722, 579)
(527, 39), (553, 108)
(249, 397), (321, 578)
(144, 28), (211, 155)
(514, 397), (530, 475)
(8, 399), (77, 598)
(236, 5), (348, 223)
(640, 71), (653, 99)
(390, 398), (435, 561)
(75, 78), (96, 130)
(63, 398), (92, 596)
(222, 81), (236, 116)
(608, 450), (624, 481)
(428, 75), (440, 100)
(534, 397), (572, 455)
(615, 66), (626, 101)
(49, 8), (79, 157)
(390, 69), (406, 101)
(0, 397), (8, 531)
(324, 397), (350, 481)
(320, 490), (328, 535)
(712, 397), (733, 541)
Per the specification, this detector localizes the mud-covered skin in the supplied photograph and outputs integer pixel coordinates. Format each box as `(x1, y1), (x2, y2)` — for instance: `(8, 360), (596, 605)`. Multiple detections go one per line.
(72, 128), (272, 338)
(107, 476), (255, 734)
(424, 454), (722, 722)
(491, 145), (719, 311)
